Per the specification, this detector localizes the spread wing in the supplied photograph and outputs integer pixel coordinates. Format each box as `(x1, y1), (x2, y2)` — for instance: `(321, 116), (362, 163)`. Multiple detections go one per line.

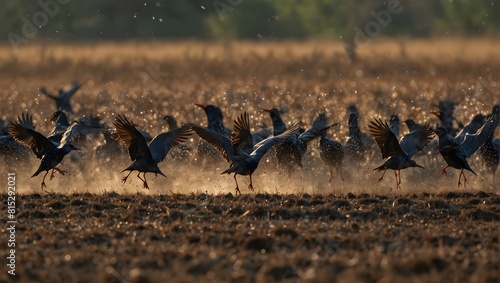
(368, 118), (404, 158)
(64, 81), (82, 98)
(251, 121), (300, 159)
(8, 113), (56, 158)
(399, 123), (434, 158)
(230, 112), (254, 154)
(113, 114), (152, 161)
(148, 124), (192, 163)
(460, 116), (496, 158)
(189, 124), (233, 162)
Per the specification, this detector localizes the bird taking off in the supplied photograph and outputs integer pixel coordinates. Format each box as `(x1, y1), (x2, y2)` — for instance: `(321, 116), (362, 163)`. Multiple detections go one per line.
(8, 113), (81, 190)
(369, 118), (434, 190)
(39, 81), (84, 114)
(435, 115), (496, 188)
(113, 114), (192, 189)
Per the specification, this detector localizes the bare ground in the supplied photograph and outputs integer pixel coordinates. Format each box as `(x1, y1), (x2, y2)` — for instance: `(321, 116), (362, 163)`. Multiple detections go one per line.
(1, 191), (498, 283)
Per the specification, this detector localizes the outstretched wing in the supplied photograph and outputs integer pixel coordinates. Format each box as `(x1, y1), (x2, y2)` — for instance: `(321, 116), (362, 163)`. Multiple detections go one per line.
(399, 123), (434, 158)
(8, 113), (56, 158)
(251, 121), (300, 159)
(39, 87), (57, 100)
(368, 118), (404, 158)
(64, 81), (82, 98)
(148, 125), (192, 163)
(189, 124), (233, 162)
(460, 116), (496, 158)
(113, 114), (151, 161)
(231, 111), (254, 154)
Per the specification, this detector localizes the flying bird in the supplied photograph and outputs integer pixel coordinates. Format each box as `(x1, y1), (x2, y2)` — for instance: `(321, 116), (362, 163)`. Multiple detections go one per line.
(190, 112), (300, 194)
(113, 114), (192, 189)
(369, 118), (434, 190)
(39, 81), (83, 114)
(8, 113), (82, 190)
(435, 115), (496, 187)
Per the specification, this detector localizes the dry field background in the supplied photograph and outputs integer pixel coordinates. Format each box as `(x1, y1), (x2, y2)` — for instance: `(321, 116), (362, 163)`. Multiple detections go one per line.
(0, 38), (499, 282)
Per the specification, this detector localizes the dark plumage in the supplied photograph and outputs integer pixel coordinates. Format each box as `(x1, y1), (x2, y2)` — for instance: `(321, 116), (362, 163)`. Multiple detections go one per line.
(39, 81), (83, 114)
(369, 118), (434, 190)
(8, 113), (81, 190)
(435, 115), (496, 187)
(113, 114), (192, 189)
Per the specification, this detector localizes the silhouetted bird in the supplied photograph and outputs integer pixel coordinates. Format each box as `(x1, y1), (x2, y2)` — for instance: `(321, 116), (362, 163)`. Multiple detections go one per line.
(479, 105), (499, 182)
(113, 114), (192, 189)
(389, 114), (400, 138)
(195, 104), (232, 163)
(190, 112), (300, 194)
(431, 100), (460, 136)
(435, 115), (496, 187)
(263, 108), (328, 175)
(404, 119), (425, 132)
(369, 118), (434, 190)
(163, 115), (179, 130)
(39, 81), (83, 114)
(8, 113), (82, 190)
(301, 114), (344, 186)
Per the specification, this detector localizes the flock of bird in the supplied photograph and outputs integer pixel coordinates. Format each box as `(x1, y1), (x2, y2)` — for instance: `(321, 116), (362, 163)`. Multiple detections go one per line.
(0, 82), (499, 194)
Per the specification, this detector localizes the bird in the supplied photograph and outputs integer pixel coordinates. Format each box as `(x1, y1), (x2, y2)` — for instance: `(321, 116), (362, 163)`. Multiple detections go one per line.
(404, 119), (425, 132)
(455, 114), (485, 144)
(113, 114), (192, 189)
(190, 111), (300, 194)
(8, 113), (82, 190)
(345, 112), (373, 162)
(39, 81), (83, 114)
(369, 118), (434, 190)
(389, 114), (400, 138)
(263, 108), (327, 175)
(479, 105), (499, 183)
(195, 104), (232, 163)
(163, 115), (179, 130)
(435, 115), (496, 188)
(431, 100), (461, 136)
(300, 113), (344, 186)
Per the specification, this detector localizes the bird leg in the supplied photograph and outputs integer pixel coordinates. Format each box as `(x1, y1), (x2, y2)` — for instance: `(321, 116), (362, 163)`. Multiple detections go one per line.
(440, 165), (449, 175)
(233, 174), (241, 196)
(329, 168), (334, 183)
(378, 169), (387, 183)
(121, 171), (133, 184)
(137, 172), (149, 190)
(458, 169), (468, 188)
(40, 171), (49, 191)
(395, 170), (402, 190)
(50, 168), (67, 180)
(248, 174), (254, 192)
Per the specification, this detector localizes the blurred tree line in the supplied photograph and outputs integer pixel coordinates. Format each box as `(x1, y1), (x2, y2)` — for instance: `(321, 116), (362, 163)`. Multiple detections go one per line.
(2, 0), (499, 42)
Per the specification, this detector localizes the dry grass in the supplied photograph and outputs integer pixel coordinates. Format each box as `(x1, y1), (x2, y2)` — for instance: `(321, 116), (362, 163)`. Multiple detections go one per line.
(0, 38), (499, 282)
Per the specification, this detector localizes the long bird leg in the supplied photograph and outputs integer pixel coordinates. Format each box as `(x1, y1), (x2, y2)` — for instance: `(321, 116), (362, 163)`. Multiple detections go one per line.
(40, 171), (49, 191)
(248, 174), (254, 192)
(458, 169), (468, 188)
(378, 169), (388, 182)
(50, 168), (67, 180)
(396, 170), (402, 190)
(233, 174), (241, 196)
(137, 172), (149, 189)
(121, 171), (133, 184)
(329, 168), (334, 183)
(440, 165), (449, 175)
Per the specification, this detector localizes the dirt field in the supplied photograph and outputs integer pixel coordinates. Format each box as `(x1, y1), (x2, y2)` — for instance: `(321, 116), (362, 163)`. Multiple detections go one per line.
(0, 39), (499, 282)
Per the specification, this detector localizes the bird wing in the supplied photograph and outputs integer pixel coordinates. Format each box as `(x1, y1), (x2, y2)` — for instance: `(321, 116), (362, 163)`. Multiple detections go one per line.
(399, 123), (434, 158)
(39, 87), (57, 100)
(231, 112), (253, 146)
(368, 118), (404, 158)
(460, 116), (496, 158)
(64, 81), (82, 98)
(189, 124), (233, 162)
(8, 113), (56, 158)
(113, 114), (152, 161)
(251, 121), (300, 159)
(148, 124), (192, 163)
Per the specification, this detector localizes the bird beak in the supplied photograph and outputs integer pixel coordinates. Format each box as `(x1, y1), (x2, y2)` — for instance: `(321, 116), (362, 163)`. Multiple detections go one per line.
(73, 147), (81, 151)
(195, 104), (207, 109)
(262, 109), (271, 113)
(414, 164), (424, 169)
(430, 111), (440, 117)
